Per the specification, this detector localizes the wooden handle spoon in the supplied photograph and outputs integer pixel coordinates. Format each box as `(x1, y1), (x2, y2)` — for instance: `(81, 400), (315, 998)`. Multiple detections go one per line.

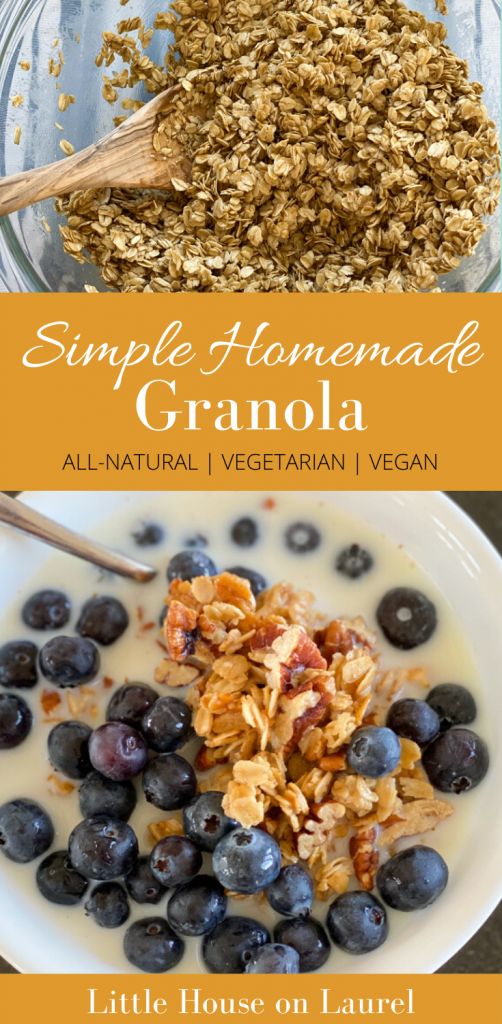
(0, 493), (157, 582)
(0, 86), (190, 218)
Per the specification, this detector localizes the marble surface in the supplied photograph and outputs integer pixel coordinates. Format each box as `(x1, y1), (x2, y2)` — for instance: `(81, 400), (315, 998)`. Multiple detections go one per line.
(0, 491), (500, 974)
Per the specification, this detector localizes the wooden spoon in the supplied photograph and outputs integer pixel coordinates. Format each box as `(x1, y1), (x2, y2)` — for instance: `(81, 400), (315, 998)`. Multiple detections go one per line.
(0, 86), (190, 218)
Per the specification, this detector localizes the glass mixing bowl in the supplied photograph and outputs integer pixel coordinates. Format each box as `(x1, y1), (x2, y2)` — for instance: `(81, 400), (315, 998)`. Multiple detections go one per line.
(0, 0), (500, 292)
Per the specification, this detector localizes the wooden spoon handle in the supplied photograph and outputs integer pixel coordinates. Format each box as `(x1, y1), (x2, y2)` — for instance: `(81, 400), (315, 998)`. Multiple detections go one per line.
(0, 493), (157, 582)
(0, 148), (103, 217)
(0, 86), (189, 217)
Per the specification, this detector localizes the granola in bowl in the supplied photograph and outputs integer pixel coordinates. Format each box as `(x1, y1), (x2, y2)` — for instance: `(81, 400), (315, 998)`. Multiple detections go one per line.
(54, 0), (500, 293)
(161, 570), (454, 907)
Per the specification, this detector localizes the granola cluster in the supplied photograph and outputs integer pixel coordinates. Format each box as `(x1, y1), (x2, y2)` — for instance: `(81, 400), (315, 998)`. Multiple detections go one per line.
(56, 0), (499, 293)
(159, 572), (452, 899)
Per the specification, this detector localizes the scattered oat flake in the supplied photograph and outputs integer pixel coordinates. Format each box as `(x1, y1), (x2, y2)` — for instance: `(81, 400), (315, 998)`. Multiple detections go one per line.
(60, 139), (75, 156)
(47, 774), (75, 796)
(67, 687), (98, 719)
(13, 126), (22, 145)
(19, 60), (31, 71)
(41, 218), (52, 234)
(11, 95), (24, 108)
(148, 818), (183, 843)
(58, 93), (75, 112)
(117, 17), (143, 33)
(48, 58), (63, 78)
(121, 98), (144, 112)
(170, 178), (190, 192)
(154, 657), (200, 688)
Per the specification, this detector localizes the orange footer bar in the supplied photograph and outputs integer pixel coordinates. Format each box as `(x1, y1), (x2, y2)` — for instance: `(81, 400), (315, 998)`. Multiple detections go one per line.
(1, 973), (501, 1024)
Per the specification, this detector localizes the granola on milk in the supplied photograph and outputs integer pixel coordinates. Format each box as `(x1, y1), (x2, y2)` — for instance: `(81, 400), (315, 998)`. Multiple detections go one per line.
(159, 571), (452, 899)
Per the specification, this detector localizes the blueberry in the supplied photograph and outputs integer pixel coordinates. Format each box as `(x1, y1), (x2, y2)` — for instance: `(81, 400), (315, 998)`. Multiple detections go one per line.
(167, 550), (217, 583)
(267, 864), (313, 917)
(377, 846), (448, 911)
(85, 882), (130, 928)
(48, 720), (92, 779)
(377, 587), (437, 650)
(0, 640), (38, 689)
(89, 722), (148, 781)
(202, 916), (270, 973)
(346, 726), (401, 778)
(273, 917), (330, 972)
(39, 636), (100, 687)
(231, 517), (259, 547)
(124, 918), (184, 973)
(125, 856), (166, 905)
(150, 835), (202, 887)
(79, 771), (137, 822)
(245, 943), (300, 974)
(225, 566), (267, 597)
(77, 596), (129, 646)
(336, 544), (373, 580)
(167, 875), (227, 936)
(106, 683), (158, 729)
(142, 753), (197, 810)
(285, 522), (320, 555)
(141, 696), (192, 753)
(36, 850), (88, 905)
(422, 727), (489, 793)
(22, 589), (71, 631)
(132, 522), (165, 547)
(386, 699), (439, 748)
(185, 533), (208, 548)
(0, 692), (32, 749)
(326, 891), (388, 953)
(0, 798), (54, 863)
(183, 791), (237, 852)
(426, 683), (477, 732)
(212, 827), (281, 894)
(69, 816), (138, 880)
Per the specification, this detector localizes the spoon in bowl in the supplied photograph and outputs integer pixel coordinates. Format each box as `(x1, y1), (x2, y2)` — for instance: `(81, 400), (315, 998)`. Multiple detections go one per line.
(0, 86), (190, 217)
(0, 494), (157, 582)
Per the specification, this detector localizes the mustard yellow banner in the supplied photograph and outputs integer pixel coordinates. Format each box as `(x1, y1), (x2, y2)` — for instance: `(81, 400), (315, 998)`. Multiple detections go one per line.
(0, 293), (500, 489)
(1, 974), (501, 1024)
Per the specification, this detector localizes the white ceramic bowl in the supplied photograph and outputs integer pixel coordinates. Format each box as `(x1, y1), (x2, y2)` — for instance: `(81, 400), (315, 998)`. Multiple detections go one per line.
(0, 491), (501, 974)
